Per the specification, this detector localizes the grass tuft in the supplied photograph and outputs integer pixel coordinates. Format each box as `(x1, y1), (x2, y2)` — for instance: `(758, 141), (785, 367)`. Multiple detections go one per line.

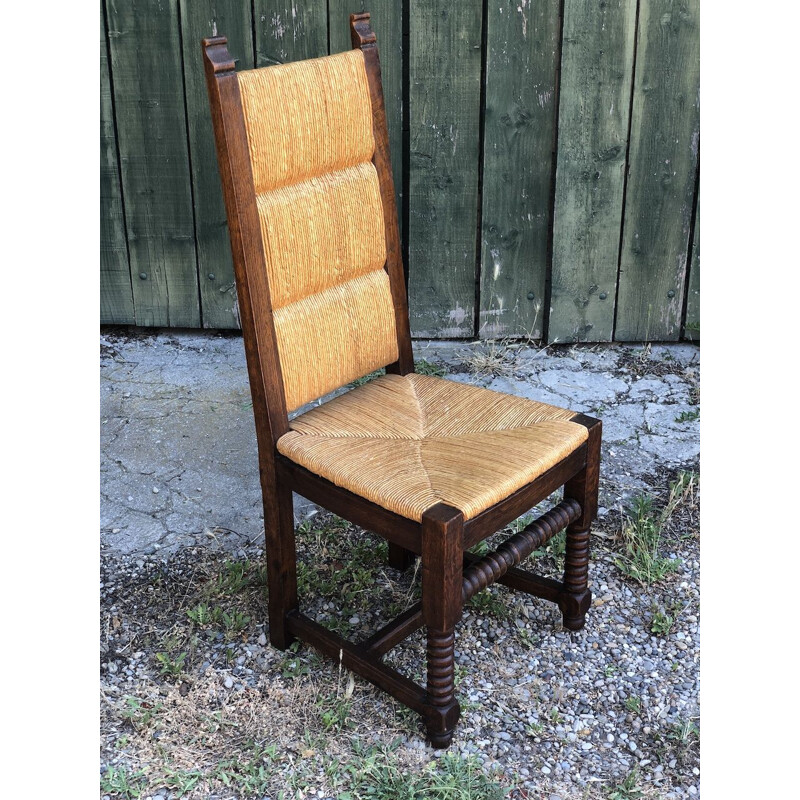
(614, 472), (697, 584)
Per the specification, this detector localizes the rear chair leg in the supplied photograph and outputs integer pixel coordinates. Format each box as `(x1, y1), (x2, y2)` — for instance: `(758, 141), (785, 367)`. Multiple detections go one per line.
(421, 504), (463, 748)
(263, 475), (298, 650)
(560, 419), (601, 631)
(388, 542), (415, 571)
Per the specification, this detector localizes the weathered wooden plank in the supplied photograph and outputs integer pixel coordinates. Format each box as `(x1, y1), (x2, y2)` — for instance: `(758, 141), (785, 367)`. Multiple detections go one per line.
(106, 0), (199, 327)
(479, 0), (560, 340)
(683, 192), (699, 341)
(179, 1), (253, 329)
(549, 0), (637, 343)
(100, 1), (134, 324)
(329, 2), (403, 237)
(254, 1), (328, 66)
(408, 2), (483, 337)
(615, 0), (700, 341)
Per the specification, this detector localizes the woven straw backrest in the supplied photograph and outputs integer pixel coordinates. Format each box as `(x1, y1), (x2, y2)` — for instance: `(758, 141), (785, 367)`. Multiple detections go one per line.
(237, 50), (399, 412)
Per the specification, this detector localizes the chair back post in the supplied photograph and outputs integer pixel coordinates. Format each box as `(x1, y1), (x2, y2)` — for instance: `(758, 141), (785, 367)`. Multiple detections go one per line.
(350, 13), (415, 375)
(201, 36), (290, 471)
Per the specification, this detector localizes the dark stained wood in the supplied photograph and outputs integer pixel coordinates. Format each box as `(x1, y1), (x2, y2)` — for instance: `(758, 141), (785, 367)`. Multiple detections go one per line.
(387, 542), (415, 572)
(263, 478), (297, 649)
(463, 553), (564, 603)
(566, 414), (601, 529)
(614, 0), (700, 341)
(203, 36), (295, 651)
(351, 13), (414, 375)
(407, 1), (483, 337)
(100, 0), (134, 324)
(202, 37), (288, 447)
(479, 0), (560, 339)
(361, 602), (423, 657)
(421, 503), (464, 748)
(549, 0), (637, 343)
(275, 455), (422, 553)
(286, 611), (429, 713)
(562, 414), (601, 630)
(253, 1), (329, 66)
(179, 0), (254, 329)
(462, 500), (580, 602)
(106, 0), (200, 327)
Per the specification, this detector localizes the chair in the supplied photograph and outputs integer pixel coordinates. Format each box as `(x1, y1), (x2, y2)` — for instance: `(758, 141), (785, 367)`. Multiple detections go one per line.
(202, 13), (601, 748)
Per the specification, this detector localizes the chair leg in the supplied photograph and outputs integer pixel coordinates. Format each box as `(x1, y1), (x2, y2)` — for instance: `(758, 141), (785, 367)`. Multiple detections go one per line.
(263, 475), (298, 650)
(421, 504), (463, 748)
(560, 420), (601, 631)
(387, 542), (415, 571)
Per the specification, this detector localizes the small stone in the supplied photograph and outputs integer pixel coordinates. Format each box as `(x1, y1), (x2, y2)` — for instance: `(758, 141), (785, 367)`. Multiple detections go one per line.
(257, 633), (267, 646)
(224, 676), (234, 689)
(541, 766), (551, 775)
(152, 487), (160, 494)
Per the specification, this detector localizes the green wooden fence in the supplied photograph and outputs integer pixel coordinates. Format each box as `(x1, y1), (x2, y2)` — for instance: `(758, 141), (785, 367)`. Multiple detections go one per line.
(101, 0), (700, 343)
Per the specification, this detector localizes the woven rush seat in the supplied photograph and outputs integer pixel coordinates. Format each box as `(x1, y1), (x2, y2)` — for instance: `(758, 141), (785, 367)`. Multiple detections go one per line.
(278, 374), (588, 522)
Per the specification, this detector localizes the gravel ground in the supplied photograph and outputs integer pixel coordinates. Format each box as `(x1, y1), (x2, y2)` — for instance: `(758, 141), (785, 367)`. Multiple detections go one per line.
(100, 334), (700, 799)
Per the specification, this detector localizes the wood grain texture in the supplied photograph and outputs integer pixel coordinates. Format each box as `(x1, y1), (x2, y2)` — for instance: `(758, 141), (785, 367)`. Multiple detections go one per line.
(106, 0), (200, 327)
(179, 1), (254, 329)
(479, 0), (560, 339)
(549, 0), (637, 343)
(407, 2), (483, 337)
(684, 191), (699, 341)
(330, 2), (403, 238)
(615, 0), (700, 341)
(254, 1), (328, 66)
(100, 1), (134, 324)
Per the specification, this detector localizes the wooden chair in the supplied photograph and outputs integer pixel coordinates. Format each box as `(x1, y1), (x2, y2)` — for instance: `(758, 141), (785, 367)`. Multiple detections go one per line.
(202, 13), (601, 748)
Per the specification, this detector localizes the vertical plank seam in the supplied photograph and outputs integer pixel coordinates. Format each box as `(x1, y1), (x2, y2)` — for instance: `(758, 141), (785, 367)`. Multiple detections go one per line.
(251, 0), (258, 70)
(543, 0), (567, 345)
(401, 0), (411, 295)
(326, 1), (331, 54)
(611, 0), (642, 343)
(176, 0), (204, 328)
(680, 156), (700, 341)
(101, 0), (136, 322)
(472, 0), (490, 339)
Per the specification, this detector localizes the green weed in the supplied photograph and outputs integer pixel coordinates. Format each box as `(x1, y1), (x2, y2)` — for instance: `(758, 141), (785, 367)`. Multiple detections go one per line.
(121, 696), (163, 731)
(624, 696), (641, 714)
(347, 742), (507, 800)
(414, 358), (447, 377)
(155, 651), (186, 678)
(614, 493), (680, 584)
(608, 768), (644, 800)
(100, 766), (146, 799)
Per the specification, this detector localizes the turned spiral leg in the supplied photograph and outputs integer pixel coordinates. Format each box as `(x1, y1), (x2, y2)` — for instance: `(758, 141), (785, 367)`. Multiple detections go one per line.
(426, 630), (457, 747)
(421, 504), (463, 748)
(560, 418), (601, 631)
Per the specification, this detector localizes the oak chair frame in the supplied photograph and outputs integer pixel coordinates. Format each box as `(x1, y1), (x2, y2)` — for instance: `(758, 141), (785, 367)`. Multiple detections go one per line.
(202, 13), (601, 748)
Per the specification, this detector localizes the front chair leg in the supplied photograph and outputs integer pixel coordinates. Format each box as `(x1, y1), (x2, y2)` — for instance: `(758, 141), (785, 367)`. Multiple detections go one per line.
(560, 419), (601, 631)
(263, 473), (298, 650)
(421, 504), (464, 748)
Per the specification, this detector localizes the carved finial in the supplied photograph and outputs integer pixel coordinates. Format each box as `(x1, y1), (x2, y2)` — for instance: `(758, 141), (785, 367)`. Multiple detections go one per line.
(350, 12), (377, 49)
(202, 36), (235, 75)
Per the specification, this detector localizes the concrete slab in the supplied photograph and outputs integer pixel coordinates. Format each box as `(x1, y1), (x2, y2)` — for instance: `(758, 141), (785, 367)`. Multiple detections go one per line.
(100, 331), (700, 557)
